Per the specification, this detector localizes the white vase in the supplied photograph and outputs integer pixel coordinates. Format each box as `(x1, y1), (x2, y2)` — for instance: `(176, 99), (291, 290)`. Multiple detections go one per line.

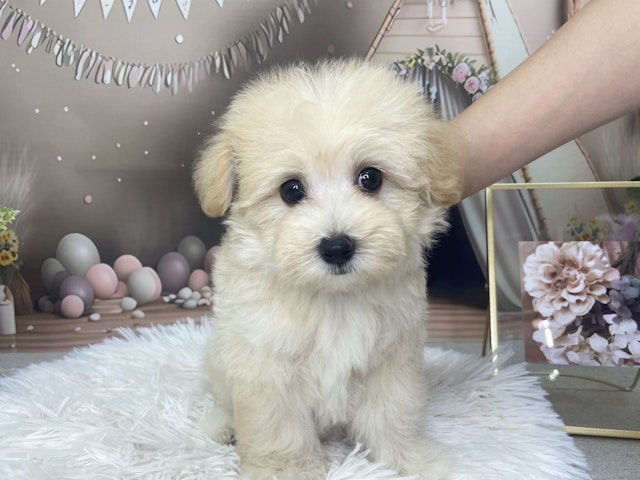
(0, 284), (16, 335)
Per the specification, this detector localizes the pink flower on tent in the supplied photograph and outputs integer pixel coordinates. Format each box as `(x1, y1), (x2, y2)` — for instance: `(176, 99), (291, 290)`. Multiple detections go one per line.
(463, 75), (480, 94)
(451, 62), (471, 83)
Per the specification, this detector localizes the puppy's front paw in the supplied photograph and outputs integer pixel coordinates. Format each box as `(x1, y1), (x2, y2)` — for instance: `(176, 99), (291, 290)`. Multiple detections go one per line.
(204, 404), (235, 444)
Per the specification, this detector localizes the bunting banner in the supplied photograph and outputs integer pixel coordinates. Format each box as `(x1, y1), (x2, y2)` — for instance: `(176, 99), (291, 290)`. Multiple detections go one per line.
(147, 0), (162, 20)
(0, 0), (316, 95)
(73, 0), (88, 18)
(100, 0), (115, 19)
(122, 0), (137, 22)
(175, 0), (191, 20)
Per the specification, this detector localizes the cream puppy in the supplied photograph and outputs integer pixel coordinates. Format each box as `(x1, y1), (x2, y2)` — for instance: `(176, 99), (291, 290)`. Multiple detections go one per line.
(193, 59), (461, 480)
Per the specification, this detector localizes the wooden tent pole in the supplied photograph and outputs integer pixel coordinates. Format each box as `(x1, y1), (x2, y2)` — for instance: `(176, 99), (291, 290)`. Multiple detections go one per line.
(476, 0), (500, 78)
(365, 0), (405, 61)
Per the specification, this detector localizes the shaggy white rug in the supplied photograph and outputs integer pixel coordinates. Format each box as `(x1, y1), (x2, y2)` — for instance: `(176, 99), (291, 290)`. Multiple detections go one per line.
(0, 319), (590, 480)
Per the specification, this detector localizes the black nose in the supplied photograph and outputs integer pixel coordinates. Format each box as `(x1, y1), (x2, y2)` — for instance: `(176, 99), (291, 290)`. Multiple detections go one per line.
(319, 235), (356, 266)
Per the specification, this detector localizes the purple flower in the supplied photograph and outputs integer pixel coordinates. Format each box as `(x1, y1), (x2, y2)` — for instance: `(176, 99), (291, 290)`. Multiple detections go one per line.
(605, 214), (640, 241)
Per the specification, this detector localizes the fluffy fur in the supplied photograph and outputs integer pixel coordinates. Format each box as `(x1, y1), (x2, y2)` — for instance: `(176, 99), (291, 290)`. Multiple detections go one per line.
(193, 59), (462, 480)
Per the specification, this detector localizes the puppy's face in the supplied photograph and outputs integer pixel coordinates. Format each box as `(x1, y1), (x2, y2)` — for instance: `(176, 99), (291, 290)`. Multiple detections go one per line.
(194, 60), (461, 291)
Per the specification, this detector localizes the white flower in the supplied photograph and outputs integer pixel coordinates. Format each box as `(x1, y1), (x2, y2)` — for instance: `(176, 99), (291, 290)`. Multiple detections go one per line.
(566, 345), (600, 366)
(588, 333), (631, 366)
(609, 318), (638, 349)
(523, 242), (619, 325)
(534, 320), (586, 365)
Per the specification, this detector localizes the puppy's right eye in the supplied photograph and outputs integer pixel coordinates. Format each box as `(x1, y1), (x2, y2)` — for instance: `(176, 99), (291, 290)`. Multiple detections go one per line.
(280, 179), (306, 204)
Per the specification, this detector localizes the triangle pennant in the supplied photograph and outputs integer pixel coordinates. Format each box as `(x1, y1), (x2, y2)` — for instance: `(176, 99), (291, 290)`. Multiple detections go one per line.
(100, 0), (115, 19)
(122, 0), (138, 23)
(215, 0), (223, 7)
(147, 0), (162, 19)
(73, 0), (88, 17)
(175, 0), (191, 20)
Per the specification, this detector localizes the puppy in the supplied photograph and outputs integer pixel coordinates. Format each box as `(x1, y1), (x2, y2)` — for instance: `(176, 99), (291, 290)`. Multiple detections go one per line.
(193, 59), (461, 480)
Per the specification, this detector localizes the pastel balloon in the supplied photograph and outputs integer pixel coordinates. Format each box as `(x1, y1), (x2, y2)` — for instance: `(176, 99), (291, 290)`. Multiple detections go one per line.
(59, 274), (95, 312)
(112, 280), (129, 298)
(50, 270), (71, 300)
(127, 268), (157, 305)
(60, 294), (85, 319)
(113, 254), (143, 281)
(143, 267), (162, 301)
(156, 252), (190, 293)
(56, 233), (101, 276)
(41, 257), (67, 293)
(204, 246), (220, 274)
(85, 263), (119, 300)
(188, 269), (210, 291)
(177, 235), (207, 271)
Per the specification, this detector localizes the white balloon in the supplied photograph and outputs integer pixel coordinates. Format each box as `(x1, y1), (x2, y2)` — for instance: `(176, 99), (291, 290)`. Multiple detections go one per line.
(127, 268), (157, 305)
(177, 235), (207, 271)
(56, 233), (101, 276)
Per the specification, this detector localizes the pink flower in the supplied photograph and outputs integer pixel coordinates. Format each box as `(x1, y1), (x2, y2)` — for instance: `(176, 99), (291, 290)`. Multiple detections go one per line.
(523, 242), (620, 325)
(463, 75), (480, 94)
(451, 62), (471, 83)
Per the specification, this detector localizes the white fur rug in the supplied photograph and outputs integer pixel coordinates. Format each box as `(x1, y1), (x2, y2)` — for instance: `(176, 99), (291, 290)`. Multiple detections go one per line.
(0, 319), (590, 480)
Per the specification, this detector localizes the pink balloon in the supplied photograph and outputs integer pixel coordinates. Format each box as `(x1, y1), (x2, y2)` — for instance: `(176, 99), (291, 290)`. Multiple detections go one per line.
(188, 269), (210, 291)
(61, 294), (85, 319)
(204, 246), (220, 274)
(112, 280), (129, 298)
(86, 263), (119, 300)
(113, 254), (143, 282)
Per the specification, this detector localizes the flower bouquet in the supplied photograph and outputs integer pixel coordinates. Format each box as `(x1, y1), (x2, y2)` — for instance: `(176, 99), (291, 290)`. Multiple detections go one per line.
(399, 45), (497, 102)
(0, 205), (33, 315)
(522, 197), (640, 367)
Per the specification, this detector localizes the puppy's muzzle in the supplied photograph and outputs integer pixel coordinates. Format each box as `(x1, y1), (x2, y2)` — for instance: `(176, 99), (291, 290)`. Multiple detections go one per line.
(319, 235), (356, 272)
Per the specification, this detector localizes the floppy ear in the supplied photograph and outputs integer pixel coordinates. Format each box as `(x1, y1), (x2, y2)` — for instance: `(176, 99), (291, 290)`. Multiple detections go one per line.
(420, 121), (463, 207)
(192, 131), (235, 217)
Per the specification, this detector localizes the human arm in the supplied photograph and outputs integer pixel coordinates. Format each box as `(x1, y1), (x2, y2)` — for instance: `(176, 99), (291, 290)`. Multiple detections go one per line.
(450, 0), (640, 198)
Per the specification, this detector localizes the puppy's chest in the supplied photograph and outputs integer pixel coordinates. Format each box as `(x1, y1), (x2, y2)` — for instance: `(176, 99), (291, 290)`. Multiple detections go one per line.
(303, 303), (389, 412)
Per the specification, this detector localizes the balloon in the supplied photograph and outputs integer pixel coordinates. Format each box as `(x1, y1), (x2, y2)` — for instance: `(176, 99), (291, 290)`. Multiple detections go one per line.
(144, 267), (162, 301)
(41, 257), (66, 293)
(204, 246), (220, 274)
(177, 235), (207, 271)
(56, 233), (101, 276)
(49, 270), (71, 301)
(59, 274), (95, 312)
(112, 281), (128, 298)
(188, 269), (210, 291)
(60, 294), (85, 319)
(127, 268), (157, 305)
(85, 263), (119, 300)
(113, 254), (143, 282)
(156, 252), (190, 293)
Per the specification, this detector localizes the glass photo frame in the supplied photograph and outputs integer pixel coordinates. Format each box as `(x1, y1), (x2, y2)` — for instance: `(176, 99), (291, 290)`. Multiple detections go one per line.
(486, 181), (640, 439)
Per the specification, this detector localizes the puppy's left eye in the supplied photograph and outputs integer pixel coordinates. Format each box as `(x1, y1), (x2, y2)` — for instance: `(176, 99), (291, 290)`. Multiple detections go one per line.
(357, 167), (383, 193)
